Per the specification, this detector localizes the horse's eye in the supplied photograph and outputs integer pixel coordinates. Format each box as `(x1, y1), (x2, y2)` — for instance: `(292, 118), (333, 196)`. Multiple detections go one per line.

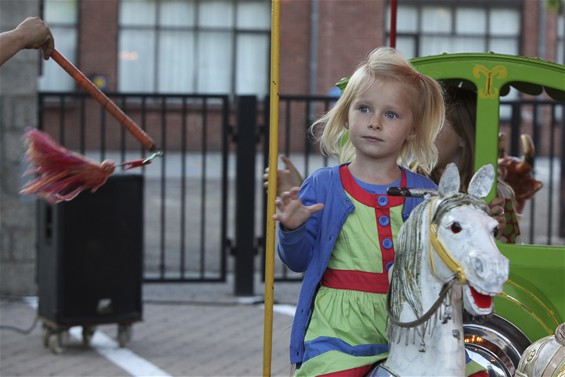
(493, 227), (499, 238)
(450, 222), (462, 233)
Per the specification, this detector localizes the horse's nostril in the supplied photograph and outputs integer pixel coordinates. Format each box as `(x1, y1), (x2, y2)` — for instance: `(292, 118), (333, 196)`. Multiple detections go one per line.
(473, 257), (484, 276)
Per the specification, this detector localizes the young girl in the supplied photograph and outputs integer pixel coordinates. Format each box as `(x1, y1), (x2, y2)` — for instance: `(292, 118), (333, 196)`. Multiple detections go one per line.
(273, 47), (444, 376)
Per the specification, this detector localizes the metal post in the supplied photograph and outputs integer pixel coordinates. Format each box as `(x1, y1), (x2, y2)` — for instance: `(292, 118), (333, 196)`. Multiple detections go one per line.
(560, 102), (565, 238)
(264, 2), (281, 375)
(234, 95), (257, 296)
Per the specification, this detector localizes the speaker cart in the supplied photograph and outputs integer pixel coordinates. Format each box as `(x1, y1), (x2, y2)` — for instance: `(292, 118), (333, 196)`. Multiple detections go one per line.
(36, 174), (144, 354)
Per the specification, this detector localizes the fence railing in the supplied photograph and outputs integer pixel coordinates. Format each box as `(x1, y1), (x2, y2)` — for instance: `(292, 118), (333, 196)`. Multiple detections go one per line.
(38, 92), (232, 284)
(38, 92), (564, 287)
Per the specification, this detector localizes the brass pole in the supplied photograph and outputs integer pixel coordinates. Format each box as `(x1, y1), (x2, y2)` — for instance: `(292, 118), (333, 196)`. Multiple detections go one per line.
(263, 1), (280, 376)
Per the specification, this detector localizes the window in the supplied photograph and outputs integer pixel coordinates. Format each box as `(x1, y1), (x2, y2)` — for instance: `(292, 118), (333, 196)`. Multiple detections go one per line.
(387, 1), (522, 119)
(386, 2), (522, 59)
(118, 0), (271, 97)
(38, 0), (78, 91)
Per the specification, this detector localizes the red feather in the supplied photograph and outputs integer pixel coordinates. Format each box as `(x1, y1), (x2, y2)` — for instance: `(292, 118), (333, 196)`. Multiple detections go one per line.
(20, 128), (116, 203)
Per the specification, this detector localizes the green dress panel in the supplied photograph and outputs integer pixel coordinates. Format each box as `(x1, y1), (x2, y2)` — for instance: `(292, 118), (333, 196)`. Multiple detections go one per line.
(295, 166), (405, 377)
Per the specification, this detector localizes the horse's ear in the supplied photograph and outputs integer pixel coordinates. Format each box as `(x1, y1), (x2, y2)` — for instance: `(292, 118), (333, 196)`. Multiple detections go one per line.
(468, 164), (495, 199)
(438, 163), (460, 197)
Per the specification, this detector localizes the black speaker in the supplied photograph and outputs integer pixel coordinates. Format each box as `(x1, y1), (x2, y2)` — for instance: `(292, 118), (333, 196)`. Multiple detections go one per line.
(37, 174), (143, 326)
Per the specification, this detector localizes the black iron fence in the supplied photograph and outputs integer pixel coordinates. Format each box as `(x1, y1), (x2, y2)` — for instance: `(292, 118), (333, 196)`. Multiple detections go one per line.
(37, 92), (564, 291)
(38, 92), (232, 285)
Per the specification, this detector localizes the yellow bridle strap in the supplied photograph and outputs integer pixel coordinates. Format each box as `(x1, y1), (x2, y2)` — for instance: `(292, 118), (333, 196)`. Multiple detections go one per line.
(428, 198), (467, 284)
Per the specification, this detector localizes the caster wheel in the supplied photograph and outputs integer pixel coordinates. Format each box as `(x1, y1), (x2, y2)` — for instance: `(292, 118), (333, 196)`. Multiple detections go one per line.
(42, 325), (52, 348)
(117, 323), (132, 347)
(48, 333), (63, 354)
(82, 326), (96, 346)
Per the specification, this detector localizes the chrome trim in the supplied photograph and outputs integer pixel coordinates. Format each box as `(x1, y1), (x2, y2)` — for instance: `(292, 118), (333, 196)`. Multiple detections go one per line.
(464, 314), (532, 377)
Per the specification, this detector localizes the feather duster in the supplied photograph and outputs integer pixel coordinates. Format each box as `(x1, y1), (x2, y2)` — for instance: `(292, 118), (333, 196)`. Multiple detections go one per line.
(19, 49), (160, 203)
(20, 128), (116, 203)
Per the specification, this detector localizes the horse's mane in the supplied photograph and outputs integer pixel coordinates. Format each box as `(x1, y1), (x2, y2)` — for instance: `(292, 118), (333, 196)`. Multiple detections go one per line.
(390, 193), (490, 321)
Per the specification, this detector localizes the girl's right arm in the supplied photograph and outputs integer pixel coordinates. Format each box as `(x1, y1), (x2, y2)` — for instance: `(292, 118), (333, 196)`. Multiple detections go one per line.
(275, 177), (324, 272)
(273, 187), (324, 231)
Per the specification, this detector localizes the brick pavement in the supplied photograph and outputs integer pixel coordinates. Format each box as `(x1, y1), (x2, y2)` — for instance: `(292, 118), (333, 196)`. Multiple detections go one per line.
(0, 280), (300, 377)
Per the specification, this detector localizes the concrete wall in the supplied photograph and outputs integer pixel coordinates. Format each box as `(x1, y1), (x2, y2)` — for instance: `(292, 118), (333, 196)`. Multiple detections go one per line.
(0, 0), (41, 295)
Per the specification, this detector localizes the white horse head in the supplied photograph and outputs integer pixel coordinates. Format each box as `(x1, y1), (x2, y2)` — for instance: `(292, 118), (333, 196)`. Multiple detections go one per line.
(432, 163), (509, 316)
(370, 163), (510, 377)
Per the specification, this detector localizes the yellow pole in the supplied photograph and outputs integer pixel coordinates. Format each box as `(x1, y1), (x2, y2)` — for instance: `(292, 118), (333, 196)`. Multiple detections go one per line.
(263, 1), (280, 376)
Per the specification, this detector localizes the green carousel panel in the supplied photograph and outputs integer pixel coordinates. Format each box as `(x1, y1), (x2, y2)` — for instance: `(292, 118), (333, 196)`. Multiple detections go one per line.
(412, 52), (565, 347)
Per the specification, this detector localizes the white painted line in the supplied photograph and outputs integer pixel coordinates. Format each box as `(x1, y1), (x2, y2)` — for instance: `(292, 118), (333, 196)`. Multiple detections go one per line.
(24, 296), (172, 377)
(237, 296), (265, 305)
(272, 304), (296, 317)
(22, 296), (39, 307)
(68, 328), (171, 377)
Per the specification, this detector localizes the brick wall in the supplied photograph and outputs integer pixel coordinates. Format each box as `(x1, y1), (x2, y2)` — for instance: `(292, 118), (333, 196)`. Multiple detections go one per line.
(317, 0), (386, 94)
(78, 0), (120, 91)
(280, 0), (311, 95)
(0, 0), (41, 295)
(279, 0), (388, 96)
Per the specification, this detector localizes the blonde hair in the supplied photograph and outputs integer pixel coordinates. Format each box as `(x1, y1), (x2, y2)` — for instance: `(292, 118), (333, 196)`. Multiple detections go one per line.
(311, 47), (445, 174)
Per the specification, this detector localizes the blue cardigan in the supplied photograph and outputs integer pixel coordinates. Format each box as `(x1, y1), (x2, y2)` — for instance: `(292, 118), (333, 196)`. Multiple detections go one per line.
(277, 163), (438, 364)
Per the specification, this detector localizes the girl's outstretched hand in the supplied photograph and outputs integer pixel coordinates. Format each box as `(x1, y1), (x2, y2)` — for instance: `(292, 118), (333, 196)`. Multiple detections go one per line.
(273, 187), (324, 231)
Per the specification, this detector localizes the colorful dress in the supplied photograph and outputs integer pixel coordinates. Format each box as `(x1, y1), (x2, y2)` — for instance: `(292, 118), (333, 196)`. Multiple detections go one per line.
(295, 165), (406, 377)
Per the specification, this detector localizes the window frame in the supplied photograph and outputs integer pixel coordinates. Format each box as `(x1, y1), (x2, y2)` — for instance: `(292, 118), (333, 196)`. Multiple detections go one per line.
(38, 0), (79, 92)
(386, 0), (524, 59)
(117, 0), (271, 97)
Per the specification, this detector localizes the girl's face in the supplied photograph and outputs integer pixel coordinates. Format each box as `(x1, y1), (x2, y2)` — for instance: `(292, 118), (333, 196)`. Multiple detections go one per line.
(347, 79), (416, 162)
(435, 121), (464, 169)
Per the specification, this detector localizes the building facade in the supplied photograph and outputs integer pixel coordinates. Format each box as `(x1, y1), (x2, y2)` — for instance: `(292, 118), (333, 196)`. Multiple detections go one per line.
(38, 0), (564, 97)
(1, 0), (563, 295)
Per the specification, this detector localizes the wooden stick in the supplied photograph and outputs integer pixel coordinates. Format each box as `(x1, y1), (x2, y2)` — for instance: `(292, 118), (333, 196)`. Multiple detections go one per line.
(51, 49), (158, 152)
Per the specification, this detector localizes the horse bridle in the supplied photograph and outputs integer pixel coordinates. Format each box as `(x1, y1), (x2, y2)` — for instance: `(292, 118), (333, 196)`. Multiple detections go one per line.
(428, 197), (467, 285)
(386, 279), (456, 329)
(387, 197), (464, 329)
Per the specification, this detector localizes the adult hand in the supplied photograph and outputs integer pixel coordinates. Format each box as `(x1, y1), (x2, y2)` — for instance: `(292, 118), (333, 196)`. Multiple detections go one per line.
(0, 17), (54, 66)
(488, 196), (507, 238)
(16, 17), (54, 60)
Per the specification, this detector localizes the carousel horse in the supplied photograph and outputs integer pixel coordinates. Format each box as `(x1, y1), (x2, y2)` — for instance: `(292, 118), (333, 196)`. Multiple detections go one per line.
(515, 322), (565, 377)
(368, 163), (510, 377)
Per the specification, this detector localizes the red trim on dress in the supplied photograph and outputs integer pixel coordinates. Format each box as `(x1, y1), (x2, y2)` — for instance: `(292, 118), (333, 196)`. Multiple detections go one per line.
(321, 165), (406, 294)
(338, 165), (406, 208)
(318, 364), (374, 377)
(322, 268), (390, 294)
